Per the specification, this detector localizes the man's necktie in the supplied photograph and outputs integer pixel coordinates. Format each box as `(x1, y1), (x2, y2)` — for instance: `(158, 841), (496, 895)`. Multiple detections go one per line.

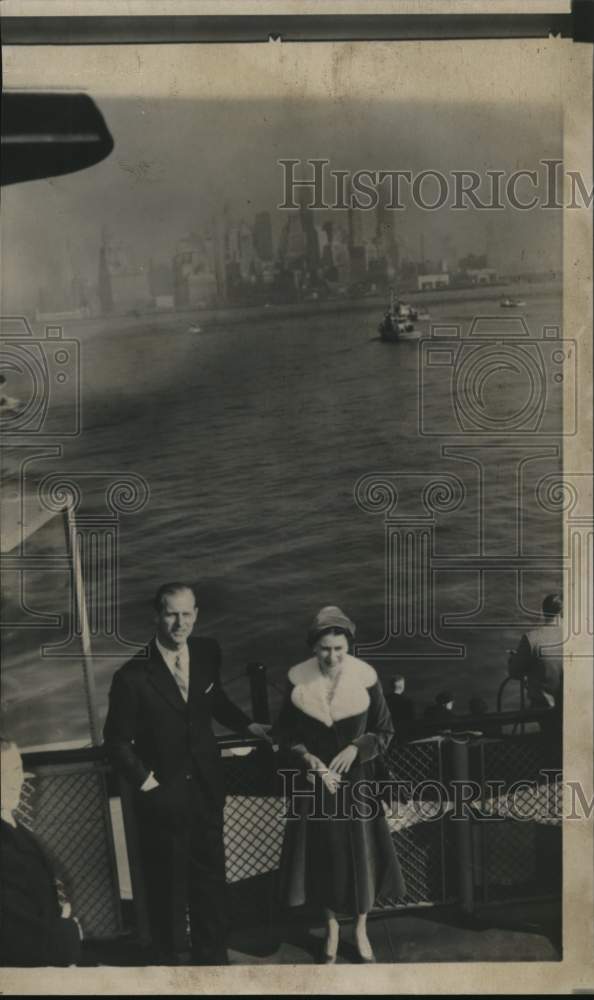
(172, 653), (188, 702)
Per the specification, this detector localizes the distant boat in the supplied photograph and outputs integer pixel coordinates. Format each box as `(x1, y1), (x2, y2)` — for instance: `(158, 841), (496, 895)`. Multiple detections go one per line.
(500, 298), (526, 308)
(378, 289), (417, 342)
(187, 324), (202, 334)
(379, 318), (404, 342)
(398, 302), (419, 322)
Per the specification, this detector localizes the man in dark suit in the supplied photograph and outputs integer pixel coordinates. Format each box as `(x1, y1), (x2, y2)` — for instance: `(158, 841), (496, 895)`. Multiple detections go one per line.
(1, 738), (82, 967)
(508, 592), (563, 742)
(103, 582), (268, 966)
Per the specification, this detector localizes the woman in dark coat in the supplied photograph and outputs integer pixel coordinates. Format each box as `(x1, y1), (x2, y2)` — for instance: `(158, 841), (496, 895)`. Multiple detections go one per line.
(275, 606), (405, 963)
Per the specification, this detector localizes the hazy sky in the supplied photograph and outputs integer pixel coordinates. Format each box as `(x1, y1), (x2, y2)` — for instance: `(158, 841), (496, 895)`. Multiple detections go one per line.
(2, 42), (564, 308)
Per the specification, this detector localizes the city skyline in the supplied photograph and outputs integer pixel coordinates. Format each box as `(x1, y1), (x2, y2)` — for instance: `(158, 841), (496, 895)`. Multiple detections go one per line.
(1, 93), (562, 313)
(36, 199), (524, 319)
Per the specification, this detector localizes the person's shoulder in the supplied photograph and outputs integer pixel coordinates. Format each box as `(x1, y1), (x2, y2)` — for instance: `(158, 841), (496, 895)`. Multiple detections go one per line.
(189, 635), (220, 655)
(287, 657), (318, 686)
(345, 655), (378, 688)
(112, 644), (153, 681)
(188, 636), (222, 673)
(0, 818), (20, 843)
(1, 820), (40, 856)
(529, 623), (563, 642)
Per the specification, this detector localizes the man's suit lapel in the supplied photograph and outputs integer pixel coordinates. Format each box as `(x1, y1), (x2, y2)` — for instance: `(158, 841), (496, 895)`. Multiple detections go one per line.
(146, 640), (187, 714)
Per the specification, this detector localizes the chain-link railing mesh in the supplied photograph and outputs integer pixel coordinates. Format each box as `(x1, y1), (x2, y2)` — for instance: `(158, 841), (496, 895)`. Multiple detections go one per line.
(473, 735), (562, 902)
(383, 738), (444, 788)
(481, 734), (560, 789)
(13, 731), (561, 942)
(376, 738), (453, 907)
(16, 776), (36, 829)
(378, 818), (453, 908)
(15, 764), (123, 939)
(222, 746), (285, 883)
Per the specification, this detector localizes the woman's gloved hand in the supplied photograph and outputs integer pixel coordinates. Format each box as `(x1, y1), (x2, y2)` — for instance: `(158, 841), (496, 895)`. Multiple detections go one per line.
(329, 744), (359, 775)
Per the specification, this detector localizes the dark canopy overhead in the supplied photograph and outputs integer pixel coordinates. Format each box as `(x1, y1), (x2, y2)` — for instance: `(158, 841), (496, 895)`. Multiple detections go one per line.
(1, 90), (114, 186)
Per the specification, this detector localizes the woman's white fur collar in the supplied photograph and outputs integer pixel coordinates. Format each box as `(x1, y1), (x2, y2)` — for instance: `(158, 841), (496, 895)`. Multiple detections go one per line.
(288, 655), (377, 727)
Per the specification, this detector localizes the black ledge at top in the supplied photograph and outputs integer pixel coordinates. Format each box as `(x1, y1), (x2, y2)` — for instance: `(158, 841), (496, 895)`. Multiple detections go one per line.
(0, 11), (582, 46)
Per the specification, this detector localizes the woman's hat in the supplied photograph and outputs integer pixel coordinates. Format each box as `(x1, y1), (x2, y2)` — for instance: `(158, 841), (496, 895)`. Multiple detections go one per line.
(308, 605), (356, 646)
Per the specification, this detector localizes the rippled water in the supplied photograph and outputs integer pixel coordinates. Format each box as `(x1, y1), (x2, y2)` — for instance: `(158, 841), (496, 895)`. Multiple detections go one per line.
(2, 289), (564, 746)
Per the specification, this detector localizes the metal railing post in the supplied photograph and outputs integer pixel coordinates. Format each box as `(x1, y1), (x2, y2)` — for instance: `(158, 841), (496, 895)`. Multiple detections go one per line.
(450, 738), (475, 915)
(246, 662), (270, 723)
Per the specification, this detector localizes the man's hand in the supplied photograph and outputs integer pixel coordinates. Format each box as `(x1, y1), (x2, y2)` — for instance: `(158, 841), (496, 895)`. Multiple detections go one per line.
(247, 722), (273, 743)
(329, 744), (359, 774)
(61, 902), (83, 941)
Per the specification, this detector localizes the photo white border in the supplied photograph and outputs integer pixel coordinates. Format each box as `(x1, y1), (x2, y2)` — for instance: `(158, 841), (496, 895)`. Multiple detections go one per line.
(1, 19), (592, 997)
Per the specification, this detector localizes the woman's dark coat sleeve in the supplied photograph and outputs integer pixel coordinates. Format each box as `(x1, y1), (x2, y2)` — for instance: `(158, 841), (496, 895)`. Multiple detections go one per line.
(350, 681), (395, 764)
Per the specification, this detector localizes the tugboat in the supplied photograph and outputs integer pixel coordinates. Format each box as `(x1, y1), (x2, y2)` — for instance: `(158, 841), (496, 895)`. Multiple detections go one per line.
(398, 302), (419, 322)
(379, 289), (416, 342)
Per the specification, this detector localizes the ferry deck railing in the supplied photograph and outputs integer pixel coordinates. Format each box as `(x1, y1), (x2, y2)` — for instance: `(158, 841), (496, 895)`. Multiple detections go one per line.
(15, 677), (562, 947)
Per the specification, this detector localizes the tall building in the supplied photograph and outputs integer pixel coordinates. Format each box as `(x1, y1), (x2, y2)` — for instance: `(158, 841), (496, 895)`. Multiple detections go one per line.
(213, 217), (228, 305)
(253, 211), (273, 261)
(173, 232), (217, 309)
(319, 221), (334, 268)
(149, 259), (174, 310)
(299, 203), (320, 275)
(279, 213), (307, 264)
(348, 208), (364, 250)
(98, 243), (113, 314)
(98, 232), (151, 315)
(375, 192), (399, 274)
(459, 252), (488, 271)
(238, 221), (255, 279)
(149, 259), (174, 297)
(226, 224), (241, 263)
(331, 225), (351, 285)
